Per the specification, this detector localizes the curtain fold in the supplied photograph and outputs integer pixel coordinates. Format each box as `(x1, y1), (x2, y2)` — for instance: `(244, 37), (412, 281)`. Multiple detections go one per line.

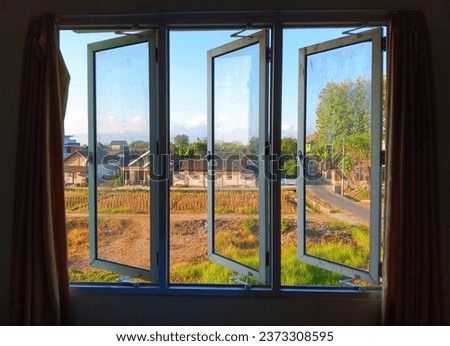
(383, 10), (447, 325)
(10, 14), (71, 325)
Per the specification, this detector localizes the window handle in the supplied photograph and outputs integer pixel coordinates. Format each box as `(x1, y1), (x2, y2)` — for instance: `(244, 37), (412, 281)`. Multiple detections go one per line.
(88, 151), (94, 164)
(297, 150), (304, 163)
(230, 275), (251, 289)
(117, 276), (140, 287)
(338, 278), (364, 290)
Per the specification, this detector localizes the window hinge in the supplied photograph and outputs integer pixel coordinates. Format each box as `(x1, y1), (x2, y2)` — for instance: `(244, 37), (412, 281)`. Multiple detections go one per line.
(382, 37), (387, 52)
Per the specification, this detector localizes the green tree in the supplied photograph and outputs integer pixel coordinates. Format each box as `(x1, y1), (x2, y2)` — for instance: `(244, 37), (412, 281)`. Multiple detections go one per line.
(315, 77), (370, 154)
(215, 140), (245, 153)
(282, 159), (298, 178)
(130, 140), (149, 149)
(247, 136), (259, 155)
(281, 137), (297, 157)
(189, 137), (207, 157)
(173, 134), (191, 156)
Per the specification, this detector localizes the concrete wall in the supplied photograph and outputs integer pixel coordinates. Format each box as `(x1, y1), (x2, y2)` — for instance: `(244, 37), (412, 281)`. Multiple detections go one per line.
(1, 0), (449, 325)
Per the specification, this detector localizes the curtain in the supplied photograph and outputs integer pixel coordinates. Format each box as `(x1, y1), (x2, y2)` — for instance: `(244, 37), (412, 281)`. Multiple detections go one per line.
(383, 11), (447, 325)
(10, 14), (71, 325)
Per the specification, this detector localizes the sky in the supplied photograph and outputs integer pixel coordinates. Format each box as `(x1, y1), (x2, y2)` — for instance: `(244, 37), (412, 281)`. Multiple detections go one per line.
(60, 27), (379, 147)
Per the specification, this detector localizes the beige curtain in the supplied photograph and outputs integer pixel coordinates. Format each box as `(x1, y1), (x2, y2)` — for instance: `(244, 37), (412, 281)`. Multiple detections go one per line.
(383, 11), (447, 325)
(10, 15), (71, 325)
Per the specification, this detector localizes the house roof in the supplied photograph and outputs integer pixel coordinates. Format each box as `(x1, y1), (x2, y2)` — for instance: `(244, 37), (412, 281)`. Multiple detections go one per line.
(110, 140), (128, 146)
(63, 149), (87, 162)
(179, 153), (259, 173)
(306, 133), (318, 144)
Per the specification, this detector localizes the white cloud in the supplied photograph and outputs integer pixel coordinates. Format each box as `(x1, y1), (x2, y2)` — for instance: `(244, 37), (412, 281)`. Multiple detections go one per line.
(170, 113), (207, 141)
(186, 115), (207, 129)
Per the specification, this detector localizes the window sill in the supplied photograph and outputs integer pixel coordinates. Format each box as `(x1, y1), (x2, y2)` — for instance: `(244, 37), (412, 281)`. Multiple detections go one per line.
(70, 283), (382, 299)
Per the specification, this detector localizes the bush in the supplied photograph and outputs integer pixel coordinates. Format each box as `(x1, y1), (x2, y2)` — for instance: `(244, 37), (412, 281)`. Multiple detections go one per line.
(240, 218), (257, 232)
(281, 218), (292, 233)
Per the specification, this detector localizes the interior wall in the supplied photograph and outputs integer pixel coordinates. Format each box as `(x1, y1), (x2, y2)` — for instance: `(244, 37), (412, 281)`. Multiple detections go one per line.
(1, 0), (449, 325)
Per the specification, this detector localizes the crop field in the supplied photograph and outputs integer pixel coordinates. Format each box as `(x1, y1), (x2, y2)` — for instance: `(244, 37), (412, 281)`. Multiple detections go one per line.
(65, 188), (372, 286)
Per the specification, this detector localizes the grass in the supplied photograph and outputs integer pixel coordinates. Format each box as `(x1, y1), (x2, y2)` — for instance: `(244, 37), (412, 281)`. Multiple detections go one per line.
(281, 244), (345, 286)
(170, 243), (348, 286)
(307, 221), (370, 270)
(68, 268), (120, 282)
(281, 218), (292, 233)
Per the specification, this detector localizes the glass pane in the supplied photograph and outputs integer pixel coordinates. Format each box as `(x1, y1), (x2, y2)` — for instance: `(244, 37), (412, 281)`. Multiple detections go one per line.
(304, 41), (372, 272)
(95, 42), (151, 270)
(212, 43), (261, 271)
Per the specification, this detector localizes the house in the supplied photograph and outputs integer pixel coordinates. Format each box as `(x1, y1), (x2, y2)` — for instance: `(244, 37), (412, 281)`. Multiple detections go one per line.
(0, 0), (449, 327)
(110, 140), (128, 151)
(63, 149), (87, 186)
(175, 153), (258, 188)
(305, 133), (318, 154)
(63, 135), (80, 158)
(124, 150), (152, 185)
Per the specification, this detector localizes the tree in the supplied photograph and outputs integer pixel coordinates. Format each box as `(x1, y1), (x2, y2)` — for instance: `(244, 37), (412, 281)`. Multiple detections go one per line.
(247, 136), (259, 155)
(130, 140), (149, 149)
(281, 137), (297, 157)
(315, 77), (370, 154)
(314, 77), (374, 189)
(173, 134), (190, 156)
(189, 137), (207, 157)
(214, 140), (245, 153)
(282, 159), (298, 178)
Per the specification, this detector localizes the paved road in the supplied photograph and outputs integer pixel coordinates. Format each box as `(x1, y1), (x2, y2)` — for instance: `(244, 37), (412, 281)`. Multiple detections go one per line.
(306, 181), (370, 223)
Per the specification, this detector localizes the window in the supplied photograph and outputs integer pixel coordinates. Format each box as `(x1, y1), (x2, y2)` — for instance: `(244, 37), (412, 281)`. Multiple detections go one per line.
(62, 22), (385, 290)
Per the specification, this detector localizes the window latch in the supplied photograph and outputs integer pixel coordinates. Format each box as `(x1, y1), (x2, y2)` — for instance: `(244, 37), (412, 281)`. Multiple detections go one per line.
(117, 276), (140, 287)
(230, 275), (251, 289)
(88, 151), (94, 164)
(339, 278), (364, 290)
(297, 150), (304, 163)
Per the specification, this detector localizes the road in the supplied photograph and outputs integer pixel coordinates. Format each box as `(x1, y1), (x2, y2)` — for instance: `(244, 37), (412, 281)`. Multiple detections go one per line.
(306, 181), (370, 223)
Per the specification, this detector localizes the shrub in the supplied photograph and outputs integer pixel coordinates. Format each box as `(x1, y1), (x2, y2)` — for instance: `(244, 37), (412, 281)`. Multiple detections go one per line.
(240, 218), (258, 232)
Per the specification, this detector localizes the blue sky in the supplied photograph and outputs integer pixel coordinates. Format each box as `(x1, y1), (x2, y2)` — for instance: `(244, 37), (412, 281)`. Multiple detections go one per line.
(60, 28), (376, 146)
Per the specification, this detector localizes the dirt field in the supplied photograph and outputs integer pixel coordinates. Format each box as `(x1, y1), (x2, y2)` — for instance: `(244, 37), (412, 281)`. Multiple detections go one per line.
(66, 188), (370, 282)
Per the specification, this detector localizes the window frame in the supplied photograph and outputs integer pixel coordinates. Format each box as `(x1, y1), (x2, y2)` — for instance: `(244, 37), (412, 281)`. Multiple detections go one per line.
(297, 28), (383, 284)
(87, 31), (159, 282)
(61, 11), (389, 295)
(207, 30), (270, 284)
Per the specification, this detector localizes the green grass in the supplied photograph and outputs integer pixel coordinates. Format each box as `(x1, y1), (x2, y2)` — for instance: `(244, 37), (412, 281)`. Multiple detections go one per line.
(281, 218), (292, 233)
(307, 241), (369, 270)
(170, 244), (347, 286)
(98, 207), (134, 214)
(239, 206), (258, 214)
(281, 244), (345, 286)
(69, 269), (120, 282)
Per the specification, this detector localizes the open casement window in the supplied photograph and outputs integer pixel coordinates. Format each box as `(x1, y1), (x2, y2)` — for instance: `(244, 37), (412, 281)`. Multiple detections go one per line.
(207, 30), (270, 285)
(88, 32), (158, 282)
(297, 28), (383, 284)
